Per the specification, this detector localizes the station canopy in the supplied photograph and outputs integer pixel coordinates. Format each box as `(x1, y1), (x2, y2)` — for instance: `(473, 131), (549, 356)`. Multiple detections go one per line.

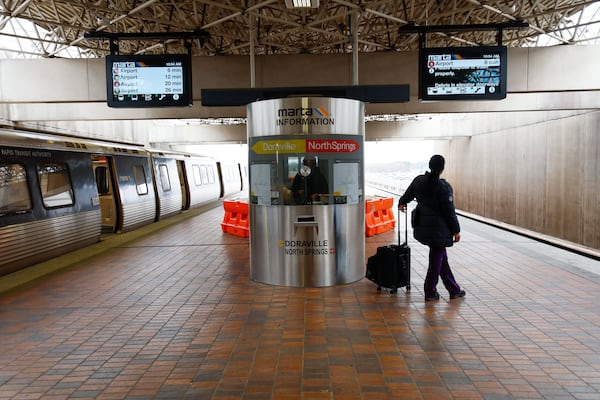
(1, 0), (599, 59)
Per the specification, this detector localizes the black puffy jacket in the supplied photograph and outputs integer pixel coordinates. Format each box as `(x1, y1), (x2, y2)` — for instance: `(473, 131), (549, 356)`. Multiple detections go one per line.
(398, 172), (460, 248)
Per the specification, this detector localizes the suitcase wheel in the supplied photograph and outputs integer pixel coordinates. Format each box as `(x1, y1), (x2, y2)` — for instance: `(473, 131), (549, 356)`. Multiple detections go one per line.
(390, 288), (397, 294)
(376, 285), (381, 293)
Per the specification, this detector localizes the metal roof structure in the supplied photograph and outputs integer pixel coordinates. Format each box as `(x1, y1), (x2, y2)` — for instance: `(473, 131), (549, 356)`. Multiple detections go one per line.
(1, 0), (599, 59)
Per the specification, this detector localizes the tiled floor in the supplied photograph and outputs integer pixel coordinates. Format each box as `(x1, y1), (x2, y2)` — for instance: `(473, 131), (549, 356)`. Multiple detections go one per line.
(0, 204), (599, 399)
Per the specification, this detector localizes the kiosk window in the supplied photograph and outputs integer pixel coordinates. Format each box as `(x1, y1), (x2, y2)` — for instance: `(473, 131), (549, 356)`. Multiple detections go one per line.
(250, 163), (275, 205)
(287, 157), (300, 183)
(288, 155), (329, 205)
(333, 162), (360, 204)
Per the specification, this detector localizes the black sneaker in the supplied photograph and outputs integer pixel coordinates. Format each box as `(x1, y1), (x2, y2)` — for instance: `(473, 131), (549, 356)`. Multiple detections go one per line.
(450, 290), (466, 299)
(425, 293), (440, 302)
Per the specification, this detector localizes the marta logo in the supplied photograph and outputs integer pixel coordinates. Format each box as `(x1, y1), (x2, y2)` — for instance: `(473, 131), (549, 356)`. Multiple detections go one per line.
(276, 107), (334, 126)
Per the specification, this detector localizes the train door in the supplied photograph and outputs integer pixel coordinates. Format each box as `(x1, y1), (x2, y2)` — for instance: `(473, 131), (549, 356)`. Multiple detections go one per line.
(176, 160), (190, 210)
(92, 155), (120, 234)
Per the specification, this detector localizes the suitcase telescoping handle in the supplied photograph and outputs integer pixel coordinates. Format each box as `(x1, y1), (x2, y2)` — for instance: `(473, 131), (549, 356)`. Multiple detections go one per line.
(399, 202), (408, 246)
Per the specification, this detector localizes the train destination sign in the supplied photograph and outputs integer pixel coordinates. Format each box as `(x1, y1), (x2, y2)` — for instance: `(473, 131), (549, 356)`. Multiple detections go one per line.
(105, 54), (193, 108)
(419, 46), (507, 101)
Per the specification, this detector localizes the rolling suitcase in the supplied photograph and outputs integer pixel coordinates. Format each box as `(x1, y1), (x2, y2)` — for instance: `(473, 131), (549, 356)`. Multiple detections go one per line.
(365, 206), (411, 293)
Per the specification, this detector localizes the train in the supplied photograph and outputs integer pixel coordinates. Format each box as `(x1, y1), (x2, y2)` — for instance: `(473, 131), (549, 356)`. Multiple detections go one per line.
(0, 128), (246, 277)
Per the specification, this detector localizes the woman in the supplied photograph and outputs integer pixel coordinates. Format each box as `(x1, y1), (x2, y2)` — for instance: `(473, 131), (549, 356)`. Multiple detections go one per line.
(398, 155), (465, 302)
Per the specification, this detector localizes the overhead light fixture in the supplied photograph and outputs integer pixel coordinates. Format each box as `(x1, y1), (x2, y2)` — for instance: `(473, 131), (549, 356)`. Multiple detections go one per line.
(500, 4), (516, 15)
(285, 0), (319, 8)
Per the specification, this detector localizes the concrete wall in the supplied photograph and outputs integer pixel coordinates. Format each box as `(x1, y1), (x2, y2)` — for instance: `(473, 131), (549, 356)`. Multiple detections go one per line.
(1, 46), (599, 251)
(1, 46), (599, 121)
(441, 110), (600, 250)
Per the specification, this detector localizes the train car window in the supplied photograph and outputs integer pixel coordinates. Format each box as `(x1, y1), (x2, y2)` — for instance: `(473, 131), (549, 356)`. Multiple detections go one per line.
(158, 164), (171, 191)
(95, 166), (110, 195)
(192, 164), (202, 186)
(37, 163), (74, 208)
(208, 165), (216, 184)
(0, 163), (32, 213)
(132, 165), (149, 195)
(200, 165), (209, 185)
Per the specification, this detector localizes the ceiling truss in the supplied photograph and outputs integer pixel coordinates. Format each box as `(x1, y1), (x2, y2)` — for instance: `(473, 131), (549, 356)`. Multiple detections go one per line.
(0, 0), (599, 59)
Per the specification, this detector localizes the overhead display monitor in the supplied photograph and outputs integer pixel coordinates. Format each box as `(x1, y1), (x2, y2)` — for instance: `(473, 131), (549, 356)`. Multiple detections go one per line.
(105, 54), (192, 108)
(419, 46), (507, 101)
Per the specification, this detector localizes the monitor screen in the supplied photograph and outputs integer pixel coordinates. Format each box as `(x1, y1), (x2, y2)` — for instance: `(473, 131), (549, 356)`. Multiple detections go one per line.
(419, 46), (507, 101)
(105, 54), (193, 108)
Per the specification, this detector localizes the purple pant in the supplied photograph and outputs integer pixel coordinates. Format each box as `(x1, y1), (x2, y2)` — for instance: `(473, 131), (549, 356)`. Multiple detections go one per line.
(425, 247), (461, 297)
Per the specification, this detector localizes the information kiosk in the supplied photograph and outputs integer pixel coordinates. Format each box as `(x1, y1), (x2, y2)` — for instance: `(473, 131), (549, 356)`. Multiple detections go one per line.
(247, 97), (365, 287)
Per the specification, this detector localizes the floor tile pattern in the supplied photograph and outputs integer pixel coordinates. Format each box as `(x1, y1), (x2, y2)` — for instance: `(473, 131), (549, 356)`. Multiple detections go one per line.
(0, 206), (599, 399)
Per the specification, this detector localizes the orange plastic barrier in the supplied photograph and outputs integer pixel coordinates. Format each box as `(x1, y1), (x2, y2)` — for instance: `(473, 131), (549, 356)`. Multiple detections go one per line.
(221, 198), (396, 238)
(365, 197), (396, 237)
(221, 200), (249, 238)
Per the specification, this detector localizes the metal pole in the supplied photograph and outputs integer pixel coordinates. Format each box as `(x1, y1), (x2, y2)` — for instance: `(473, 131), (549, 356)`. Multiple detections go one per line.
(352, 12), (358, 85)
(249, 12), (256, 88)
